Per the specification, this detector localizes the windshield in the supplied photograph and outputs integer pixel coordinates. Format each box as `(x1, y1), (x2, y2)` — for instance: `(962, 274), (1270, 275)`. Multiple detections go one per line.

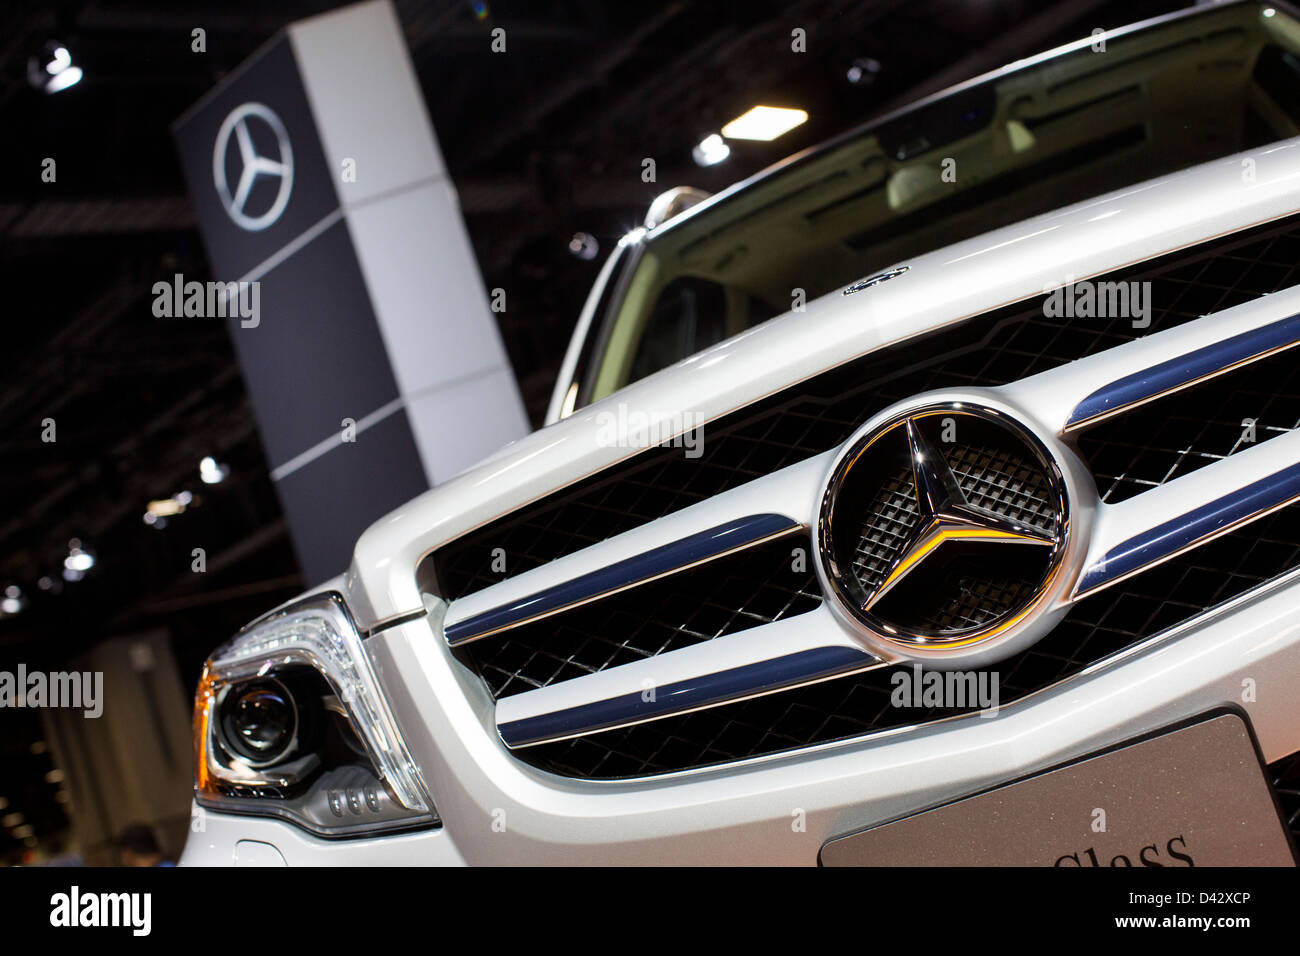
(575, 1), (1300, 409)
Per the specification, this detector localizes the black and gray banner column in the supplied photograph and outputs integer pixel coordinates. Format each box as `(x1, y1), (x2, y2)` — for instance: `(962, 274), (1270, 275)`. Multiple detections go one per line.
(172, 0), (527, 584)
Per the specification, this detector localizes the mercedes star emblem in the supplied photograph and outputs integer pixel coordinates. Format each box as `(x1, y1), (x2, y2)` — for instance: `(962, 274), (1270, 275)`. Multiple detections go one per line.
(817, 403), (1070, 659)
(212, 102), (294, 232)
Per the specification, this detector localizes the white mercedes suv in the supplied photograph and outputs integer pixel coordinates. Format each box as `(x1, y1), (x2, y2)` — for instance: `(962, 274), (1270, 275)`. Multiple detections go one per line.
(184, 1), (1300, 865)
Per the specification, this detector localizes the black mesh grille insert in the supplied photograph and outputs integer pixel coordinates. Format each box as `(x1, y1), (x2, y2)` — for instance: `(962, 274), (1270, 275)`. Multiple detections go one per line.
(1078, 339), (1300, 503)
(431, 215), (1300, 602)
(850, 463), (919, 596)
(946, 442), (1060, 533)
(459, 530), (821, 699)
(518, 499), (1300, 778)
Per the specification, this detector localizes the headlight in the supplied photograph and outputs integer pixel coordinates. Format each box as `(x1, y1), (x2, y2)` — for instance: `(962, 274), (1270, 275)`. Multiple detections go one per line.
(193, 592), (436, 837)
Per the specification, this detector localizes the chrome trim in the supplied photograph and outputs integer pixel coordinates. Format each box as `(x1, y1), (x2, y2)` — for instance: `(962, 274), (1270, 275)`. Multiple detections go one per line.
(444, 514), (803, 646)
(817, 403), (1070, 656)
(843, 265), (909, 295)
(1075, 460), (1300, 597)
(1065, 310), (1300, 431)
(644, 186), (712, 228)
(500, 645), (880, 748)
(597, 559), (1300, 784)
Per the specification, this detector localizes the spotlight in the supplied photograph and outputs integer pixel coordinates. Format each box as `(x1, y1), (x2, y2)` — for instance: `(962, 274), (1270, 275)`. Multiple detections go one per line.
(847, 57), (882, 85)
(1, 586), (21, 616)
(568, 232), (599, 260)
(721, 106), (808, 142)
(146, 491), (194, 520)
(199, 456), (229, 484)
(63, 540), (94, 579)
(692, 133), (730, 167)
(27, 41), (82, 94)
(64, 550), (93, 573)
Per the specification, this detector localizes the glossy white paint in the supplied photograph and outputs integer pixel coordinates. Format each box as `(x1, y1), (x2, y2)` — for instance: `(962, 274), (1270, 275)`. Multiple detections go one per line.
(349, 137), (1300, 631)
(180, 804), (465, 866)
(189, 130), (1300, 862)
(358, 567), (1300, 865)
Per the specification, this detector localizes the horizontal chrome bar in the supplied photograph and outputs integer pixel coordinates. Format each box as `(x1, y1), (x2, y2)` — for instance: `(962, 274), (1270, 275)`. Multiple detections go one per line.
(499, 641), (879, 748)
(444, 513), (803, 646)
(1076, 458), (1300, 597)
(1065, 310), (1300, 430)
(997, 284), (1300, 435)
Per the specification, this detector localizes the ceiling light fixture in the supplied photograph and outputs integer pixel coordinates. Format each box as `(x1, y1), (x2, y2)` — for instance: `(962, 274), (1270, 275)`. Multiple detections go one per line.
(27, 41), (82, 94)
(721, 105), (808, 141)
(63, 540), (94, 579)
(692, 132), (730, 166)
(199, 456), (229, 484)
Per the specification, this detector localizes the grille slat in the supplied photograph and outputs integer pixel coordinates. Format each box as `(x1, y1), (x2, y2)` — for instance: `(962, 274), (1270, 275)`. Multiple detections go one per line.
(1079, 339), (1300, 503)
(460, 532), (821, 700)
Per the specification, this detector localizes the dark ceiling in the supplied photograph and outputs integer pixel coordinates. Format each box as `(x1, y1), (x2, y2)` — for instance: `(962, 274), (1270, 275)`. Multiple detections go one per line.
(0, 0), (1191, 837)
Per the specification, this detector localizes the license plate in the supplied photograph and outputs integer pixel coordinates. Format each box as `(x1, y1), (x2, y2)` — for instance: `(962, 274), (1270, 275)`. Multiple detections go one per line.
(821, 711), (1297, 866)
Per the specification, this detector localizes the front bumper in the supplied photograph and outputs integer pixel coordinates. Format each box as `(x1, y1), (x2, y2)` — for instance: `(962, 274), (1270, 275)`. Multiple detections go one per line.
(184, 564), (1300, 865)
(180, 805), (464, 866)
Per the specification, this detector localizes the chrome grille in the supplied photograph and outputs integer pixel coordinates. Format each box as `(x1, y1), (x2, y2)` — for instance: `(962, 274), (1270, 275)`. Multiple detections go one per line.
(432, 215), (1300, 604)
(1080, 337), (1300, 503)
(519, 498), (1300, 778)
(459, 531), (821, 699)
(432, 213), (1300, 779)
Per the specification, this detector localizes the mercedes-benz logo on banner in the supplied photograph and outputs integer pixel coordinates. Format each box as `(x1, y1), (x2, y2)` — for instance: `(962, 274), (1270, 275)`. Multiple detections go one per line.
(212, 102), (294, 231)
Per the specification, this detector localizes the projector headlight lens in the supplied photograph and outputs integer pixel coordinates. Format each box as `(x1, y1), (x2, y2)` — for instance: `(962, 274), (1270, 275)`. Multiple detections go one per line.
(219, 679), (296, 764)
(193, 592), (435, 837)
